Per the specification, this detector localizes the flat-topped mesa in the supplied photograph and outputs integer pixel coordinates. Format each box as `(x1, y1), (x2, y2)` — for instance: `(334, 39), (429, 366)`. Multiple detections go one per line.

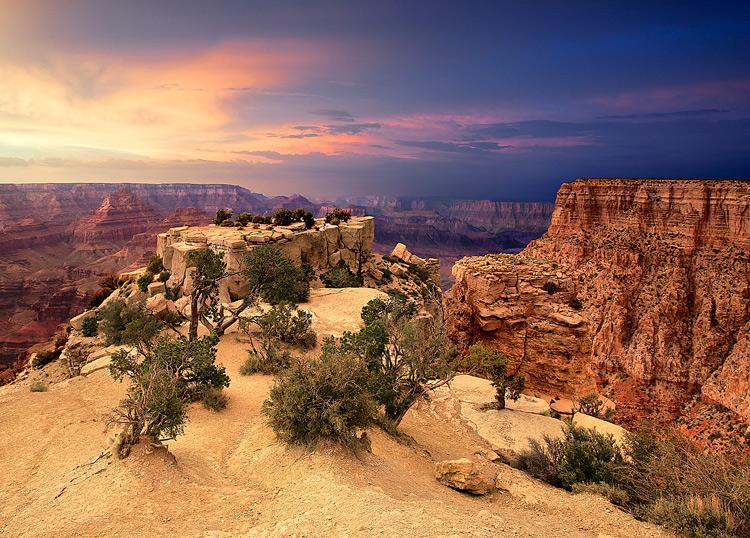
(157, 216), (374, 299)
(447, 178), (750, 437)
(543, 178), (750, 253)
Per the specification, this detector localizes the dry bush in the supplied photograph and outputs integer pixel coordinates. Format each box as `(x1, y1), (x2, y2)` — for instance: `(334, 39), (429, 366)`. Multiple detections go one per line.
(65, 344), (91, 377)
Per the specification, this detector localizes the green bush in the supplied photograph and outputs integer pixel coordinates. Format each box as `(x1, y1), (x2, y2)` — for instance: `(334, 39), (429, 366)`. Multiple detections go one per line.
(243, 244), (309, 304)
(137, 272), (154, 292)
(262, 353), (376, 447)
(517, 424), (622, 490)
(237, 211), (252, 226)
(201, 387), (229, 411)
(240, 347), (292, 375)
(259, 302), (317, 349)
(325, 295), (455, 429)
(158, 270), (171, 283)
(572, 482), (630, 507)
(81, 316), (98, 337)
(324, 207), (351, 225)
(146, 255), (164, 275)
(460, 342), (524, 409)
(320, 260), (361, 288)
(99, 300), (146, 345)
(213, 208), (233, 225)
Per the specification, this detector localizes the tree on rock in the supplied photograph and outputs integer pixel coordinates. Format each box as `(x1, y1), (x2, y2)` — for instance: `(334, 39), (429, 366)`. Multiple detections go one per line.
(242, 244), (310, 305)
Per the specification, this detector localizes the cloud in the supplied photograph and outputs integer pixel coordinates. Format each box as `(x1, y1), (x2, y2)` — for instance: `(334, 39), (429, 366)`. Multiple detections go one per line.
(597, 108), (728, 120)
(326, 122), (382, 135)
(0, 157), (28, 166)
(466, 120), (592, 139)
(279, 133), (321, 139)
(311, 109), (356, 122)
(397, 140), (511, 154)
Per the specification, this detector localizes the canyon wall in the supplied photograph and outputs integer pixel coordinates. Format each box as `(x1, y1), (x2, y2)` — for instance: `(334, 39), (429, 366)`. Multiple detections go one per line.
(446, 179), (750, 427)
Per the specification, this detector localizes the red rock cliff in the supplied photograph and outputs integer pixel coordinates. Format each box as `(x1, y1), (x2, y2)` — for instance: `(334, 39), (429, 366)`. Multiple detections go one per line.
(447, 179), (750, 430)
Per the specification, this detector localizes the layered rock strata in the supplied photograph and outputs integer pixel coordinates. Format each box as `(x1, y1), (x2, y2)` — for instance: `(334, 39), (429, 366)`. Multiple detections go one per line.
(447, 179), (750, 427)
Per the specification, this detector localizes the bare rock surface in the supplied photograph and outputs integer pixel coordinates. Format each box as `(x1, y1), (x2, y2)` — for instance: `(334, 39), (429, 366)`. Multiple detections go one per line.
(435, 458), (497, 495)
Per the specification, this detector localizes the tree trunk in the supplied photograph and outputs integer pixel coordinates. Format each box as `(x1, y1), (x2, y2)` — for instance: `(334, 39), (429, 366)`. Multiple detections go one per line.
(189, 292), (200, 340)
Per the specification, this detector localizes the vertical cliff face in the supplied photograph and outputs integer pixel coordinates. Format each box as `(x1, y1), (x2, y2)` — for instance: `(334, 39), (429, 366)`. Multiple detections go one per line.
(446, 179), (750, 431)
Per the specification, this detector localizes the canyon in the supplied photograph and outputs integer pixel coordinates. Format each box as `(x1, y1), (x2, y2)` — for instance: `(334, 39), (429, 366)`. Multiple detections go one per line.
(0, 184), (548, 381)
(446, 178), (750, 449)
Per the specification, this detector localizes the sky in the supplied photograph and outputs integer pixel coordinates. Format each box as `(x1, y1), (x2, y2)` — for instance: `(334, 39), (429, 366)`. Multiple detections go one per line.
(0, 1), (748, 201)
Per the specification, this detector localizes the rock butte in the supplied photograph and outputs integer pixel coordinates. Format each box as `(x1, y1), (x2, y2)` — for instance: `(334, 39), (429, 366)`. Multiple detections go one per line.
(447, 178), (750, 431)
(156, 216), (374, 300)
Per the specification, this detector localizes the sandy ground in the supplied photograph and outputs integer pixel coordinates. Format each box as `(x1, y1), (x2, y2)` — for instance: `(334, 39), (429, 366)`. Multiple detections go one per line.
(0, 291), (666, 537)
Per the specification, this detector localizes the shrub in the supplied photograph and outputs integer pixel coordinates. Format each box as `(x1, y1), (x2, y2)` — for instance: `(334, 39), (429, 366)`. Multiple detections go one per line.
(243, 244), (309, 304)
(240, 347), (292, 375)
(320, 260), (361, 288)
(99, 300), (147, 345)
(262, 353), (376, 447)
(81, 316), (98, 337)
(86, 288), (112, 310)
(30, 381), (48, 392)
(617, 429), (750, 536)
(572, 482), (630, 507)
(324, 207), (351, 225)
(460, 342), (524, 409)
(98, 272), (120, 292)
(146, 255), (164, 275)
(137, 272), (154, 292)
(568, 297), (583, 310)
(517, 424), (622, 490)
(158, 270), (171, 283)
(201, 387), (229, 411)
(577, 392), (606, 417)
(272, 208), (295, 226)
(259, 302), (317, 349)
(645, 496), (736, 538)
(213, 208), (233, 225)
(237, 211), (252, 226)
(542, 281), (559, 294)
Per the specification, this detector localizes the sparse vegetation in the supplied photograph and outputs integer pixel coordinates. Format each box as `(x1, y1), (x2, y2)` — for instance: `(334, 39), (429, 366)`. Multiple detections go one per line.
(542, 281), (559, 294)
(200, 387), (229, 411)
(262, 353), (376, 447)
(320, 260), (361, 288)
(459, 342), (524, 409)
(324, 207), (351, 225)
(517, 424), (622, 490)
(137, 272), (153, 292)
(568, 297), (583, 310)
(30, 381), (48, 392)
(242, 244), (310, 305)
(81, 316), (98, 337)
(576, 392), (615, 422)
(213, 208), (233, 225)
(272, 207), (315, 228)
(146, 255), (164, 275)
(325, 295), (456, 429)
(108, 333), (229, 454)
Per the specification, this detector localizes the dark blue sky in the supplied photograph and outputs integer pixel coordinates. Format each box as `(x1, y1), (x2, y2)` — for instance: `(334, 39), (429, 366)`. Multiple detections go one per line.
(1, 1), (749, 200)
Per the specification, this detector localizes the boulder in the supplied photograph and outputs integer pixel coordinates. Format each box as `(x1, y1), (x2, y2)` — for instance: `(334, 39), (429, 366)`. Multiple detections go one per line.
(573, 412), (628, 448)
(434, 458), (497, 495)
(147, 281), (166, 297)
(80, 355), (112, 376)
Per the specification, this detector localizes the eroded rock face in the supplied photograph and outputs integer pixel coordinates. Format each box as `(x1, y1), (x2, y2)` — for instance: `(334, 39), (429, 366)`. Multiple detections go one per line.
(158, 217), (375, 298)
(446, 179), (750, 427)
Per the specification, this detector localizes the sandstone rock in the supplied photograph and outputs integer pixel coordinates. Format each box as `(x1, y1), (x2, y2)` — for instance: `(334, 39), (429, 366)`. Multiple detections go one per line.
(434, 458), (496, 495)
(572, 413), (628, 448)
(147, 281), (166, 297)
(70, 310), (96, 331)
(446, 178), (750, 427)
(174, 296), (191, 318)
(80, 355), (112, 376)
